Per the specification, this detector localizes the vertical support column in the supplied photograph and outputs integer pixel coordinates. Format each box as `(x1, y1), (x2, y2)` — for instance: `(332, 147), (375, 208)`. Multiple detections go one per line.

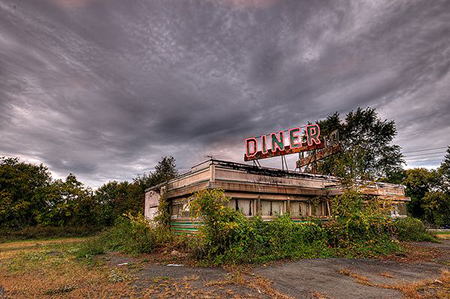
(209, 162), (215, 183)
(256, 196), (261, 216)
(286, 198), (290, 216)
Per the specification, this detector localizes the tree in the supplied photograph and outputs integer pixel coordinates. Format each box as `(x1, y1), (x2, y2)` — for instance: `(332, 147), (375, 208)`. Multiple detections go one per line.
(36, 173), (95, 226)
(94, 156), (178, 224)
(402, 168), (439, 219)
(438, 146), (450, 193)
(134, 156), (178, 189)
(0, 157), (52, 228)
(316, 107), (404, 181)
(422, 191), (450, 226)
(94, 180), (139, 226)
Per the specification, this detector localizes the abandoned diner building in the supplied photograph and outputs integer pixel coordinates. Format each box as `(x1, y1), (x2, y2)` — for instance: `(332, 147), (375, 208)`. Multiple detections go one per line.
(144, 124), (409, 233)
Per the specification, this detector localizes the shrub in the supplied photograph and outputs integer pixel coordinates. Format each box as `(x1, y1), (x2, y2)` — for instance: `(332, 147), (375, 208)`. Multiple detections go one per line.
(189, 190), (334, 264)
(76, 236), (106, 263)
(394, 217), (437, 242)
(322, 190), (401, 256)
(76, 213), (173, 262)
(106, 214), (172, 254)
(331, 190), (393, 242)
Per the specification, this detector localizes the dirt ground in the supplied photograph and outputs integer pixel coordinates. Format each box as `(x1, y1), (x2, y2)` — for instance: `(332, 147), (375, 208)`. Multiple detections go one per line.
(0, 239), (449, 298)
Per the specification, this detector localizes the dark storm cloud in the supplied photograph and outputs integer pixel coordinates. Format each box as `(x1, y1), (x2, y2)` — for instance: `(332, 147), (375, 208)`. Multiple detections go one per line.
(1, 0), (449, 186)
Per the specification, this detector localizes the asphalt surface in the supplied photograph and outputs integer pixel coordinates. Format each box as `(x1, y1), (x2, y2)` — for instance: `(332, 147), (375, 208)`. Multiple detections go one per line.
(254, 240), (450, 299)
(108, 240), (450, 298)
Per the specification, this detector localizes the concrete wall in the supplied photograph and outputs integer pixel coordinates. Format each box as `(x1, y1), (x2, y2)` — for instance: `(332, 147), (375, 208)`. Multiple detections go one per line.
(144, 190), (160, 221)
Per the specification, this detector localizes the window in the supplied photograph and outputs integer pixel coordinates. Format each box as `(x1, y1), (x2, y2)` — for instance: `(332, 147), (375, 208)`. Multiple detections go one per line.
(261, 200), (284, 216)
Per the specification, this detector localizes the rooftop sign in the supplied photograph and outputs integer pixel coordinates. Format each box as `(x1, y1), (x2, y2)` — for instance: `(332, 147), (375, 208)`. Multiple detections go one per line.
(244, 124), (323, 161)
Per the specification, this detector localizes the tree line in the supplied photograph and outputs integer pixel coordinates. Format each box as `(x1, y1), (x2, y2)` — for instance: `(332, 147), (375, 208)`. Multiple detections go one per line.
(0, 156), (177, 229)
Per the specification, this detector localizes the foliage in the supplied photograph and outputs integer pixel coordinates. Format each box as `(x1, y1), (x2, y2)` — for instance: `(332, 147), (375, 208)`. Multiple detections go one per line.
(36, 174), (96, 227)
(189, 189), (245, 262)
(402, 168), (439, 219)
(133, 156), (178, 191)
(77, 213), (172, 261)
(0, 157), (99, 229)
(93, 180), (141, 226)
(0, 155), (178, 230)
(0, 157), (52, 228)
(393, 217), (437, 242)
(439, 146), (450, 193)
(189, 189), (399, 265)
(154, 191), (171, 229)
(93, 156), (179, 224)
(322, 189), (400, 256)
(400, 150), (450, 227)
(330, 189), (393, 241)
(316, 108), (404, 182)
(104, 213), (172, 255)
(422, 191), (450, 227)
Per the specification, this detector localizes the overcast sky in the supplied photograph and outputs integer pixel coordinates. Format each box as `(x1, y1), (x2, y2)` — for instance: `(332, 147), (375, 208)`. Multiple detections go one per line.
(1, 0), (450, 187)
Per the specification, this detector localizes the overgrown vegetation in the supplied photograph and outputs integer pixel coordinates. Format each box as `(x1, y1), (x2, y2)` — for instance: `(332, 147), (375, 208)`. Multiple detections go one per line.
(76, 213), (173, 262)
(187, 189), (401, 265)
(393, 217), (437, 242)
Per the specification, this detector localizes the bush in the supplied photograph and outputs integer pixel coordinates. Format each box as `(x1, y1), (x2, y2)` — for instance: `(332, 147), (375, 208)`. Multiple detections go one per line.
(190, 190), (335, 264)
(76, 213), (173, 262)
(321, 190), (401, 256)
(189, 189), (403, 264)
(394, 217), (437, 242)
(76, 236), (106, 263)
(105, 214), (172, 254)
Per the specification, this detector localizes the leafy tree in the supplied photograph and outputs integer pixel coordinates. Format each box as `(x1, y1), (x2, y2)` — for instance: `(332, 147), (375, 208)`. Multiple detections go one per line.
(422, 191), (450, 226)
(438, 146), (450, 193)
(401, 147), (449, 226)
(133, 156), (178, 189)
(94, 156), (178, 224)
(402, 168), (439, 219)
(94, 181), (140, 226)
(316, 107), (404, 181)
(36, 174), (94, 226)
(0, 157), (52, 228)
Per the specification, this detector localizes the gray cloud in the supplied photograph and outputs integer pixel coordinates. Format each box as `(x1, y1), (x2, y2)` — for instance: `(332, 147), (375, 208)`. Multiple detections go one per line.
(0, 0), (449, 186)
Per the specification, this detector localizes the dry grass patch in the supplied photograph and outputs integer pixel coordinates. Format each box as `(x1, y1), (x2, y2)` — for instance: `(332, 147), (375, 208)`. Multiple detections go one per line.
(338, 268), (450, 299)
(381, 242), (444, 264)
(0, 238), (294, 298)
(0, 238), (141, 298)
(312, 291), (334, 299)
(338, 268), (372, 286)
(379, 272), (394, 278)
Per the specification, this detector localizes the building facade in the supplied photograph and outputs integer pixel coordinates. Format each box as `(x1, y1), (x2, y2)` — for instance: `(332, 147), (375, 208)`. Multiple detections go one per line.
(144, 159), (409, 233)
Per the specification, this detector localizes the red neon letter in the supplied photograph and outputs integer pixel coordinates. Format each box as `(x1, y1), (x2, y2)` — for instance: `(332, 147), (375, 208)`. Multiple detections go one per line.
(289, 127), (302, 148)
(245, 138), (258, 157)
(306, 124), (321, 146)
(271, 131), (285, 152)
(261, 135), (268, 154)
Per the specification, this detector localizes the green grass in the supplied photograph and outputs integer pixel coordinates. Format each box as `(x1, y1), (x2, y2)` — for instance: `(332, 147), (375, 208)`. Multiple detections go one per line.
(0, 226), (104, 243)
(435, 231), (450, 235)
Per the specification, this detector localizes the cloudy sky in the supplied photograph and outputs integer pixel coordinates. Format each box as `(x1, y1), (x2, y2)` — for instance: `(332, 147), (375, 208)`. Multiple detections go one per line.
(1, 0), (449, 187)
